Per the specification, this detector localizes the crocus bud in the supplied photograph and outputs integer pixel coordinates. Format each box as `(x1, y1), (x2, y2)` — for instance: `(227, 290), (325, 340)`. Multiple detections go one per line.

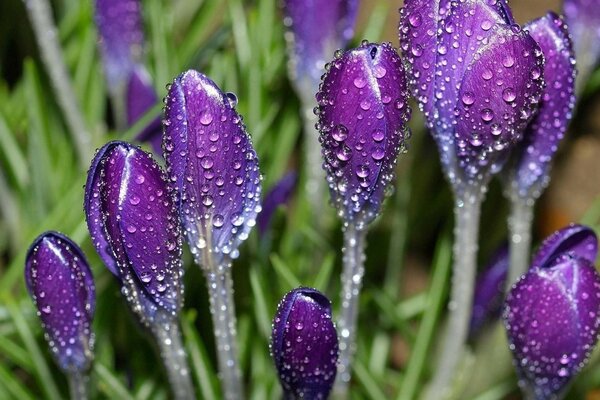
(163, 70), (262, 267)
(282, 0), (358, 95)
(316, 42), (411, 226)
(564, 0), (600, 88)
(399, 0), (544, 191)
(257, 171), (298, 235)
(24, 231), (95, 373)
(271, 288), (339, 399)
(504, 13), (576, 200)
(84, 141), (184, 326)
(503, 225), (600, 399)
(127, 67), (162, 152)
(470, 245), (509, 336)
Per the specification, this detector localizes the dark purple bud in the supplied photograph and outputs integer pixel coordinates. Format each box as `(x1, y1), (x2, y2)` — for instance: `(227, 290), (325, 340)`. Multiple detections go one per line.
(470, 245), (509, 336)
(282, 0), (358, 89)
(399, 0), (544, 188)
(84, 141), (183, 326)
(564, 0), (600, 83)
(257, 171), (298, 235)
(316, 42), (411, 225)
(505, 13), (576, 199)
(503, 250), (600, 398)
(163, 70), (262, 266)
(127, 67), (162, 153)
(24, 232), (95, 373)
(531, 223), (598, 270)
(271, 288), (339, 399)
(94, 0), (145, 92)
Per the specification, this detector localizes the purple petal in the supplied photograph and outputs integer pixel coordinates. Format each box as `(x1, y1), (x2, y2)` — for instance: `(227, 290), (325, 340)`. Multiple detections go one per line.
(163, 70), (262, 266)
(531, 224), (598, 270)
(316, 42), (411, 224)
(271, 287), (338, 399)
(257, 171), (298, 235)
(25, 231), (95, 373)
(94, 0), (145, 92)
(503, 254), (600, 397)
(564, 0), (600, 81)
(127, 67), (162, 154)
(282, 0), (358, 86)
(85, 141), (184, 324)
(469, 244), (509, 336)
(506, 13), (576, 199)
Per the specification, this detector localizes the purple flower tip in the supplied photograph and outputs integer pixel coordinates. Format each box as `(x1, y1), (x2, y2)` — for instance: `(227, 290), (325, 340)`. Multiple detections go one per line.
(564, 0), (600, 82)
(84, 141), (184, 326)
(282, 0), (359, 89)
(470, 245), (509, 336)
(531, 223), (598, 270)
(127, 67), (163, 154)
(25, 231), (95, 373)
(399, 0), (545, 189)
(163, 70), (262, 267)
(503, 225), (600, 398)
(257, 171), (298, 235)
(271, 287), (339, 399)
(316, 41), (411, 225)
(505, 12), (576, 199)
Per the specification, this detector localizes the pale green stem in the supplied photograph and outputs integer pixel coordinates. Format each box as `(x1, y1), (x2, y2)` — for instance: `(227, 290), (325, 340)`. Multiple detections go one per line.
(507, 197), (534, 289)
(151, 318), (195, 400)
(23, 0), (93, 167)
(67, 371), (88, 400)
(426, 191), (482, 400)
(333, 222), (367, 399)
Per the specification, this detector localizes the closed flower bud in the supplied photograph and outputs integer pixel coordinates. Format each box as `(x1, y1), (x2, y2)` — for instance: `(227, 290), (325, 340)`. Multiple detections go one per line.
(503, 225), (600, 399)
(163, 70), (262, 267)
(25, 231), (95, 373)
(84, 141), (184, 326)
(257, 171), (298, 235)
(271, 288), (339, 399)
(316, 41), (411, 226)
(564, 0), (600, 87)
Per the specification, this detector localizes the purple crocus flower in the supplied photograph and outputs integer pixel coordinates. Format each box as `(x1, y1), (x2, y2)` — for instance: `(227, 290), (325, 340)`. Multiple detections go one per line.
(503, 224), (600, 399)
(316, 41), (411, 225)
(271, 287), (339, 399)
(564, 0), (600, 89)
(257, 171), (298, 235)
(504, 12), (576, 200)
(24, 231), (95, 373)
(84, 141), (184, 326)
(163, 69), (262, 266)
(282, 0), (359, 94)
(399, 0), (545, 190)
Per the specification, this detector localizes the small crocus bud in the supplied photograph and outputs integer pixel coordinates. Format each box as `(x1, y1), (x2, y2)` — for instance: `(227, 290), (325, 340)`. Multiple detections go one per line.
(564, 0), (600, 88)
(271, 288), (339, 399)
(257, 171), (298, 235)
(163, 70), (262, 267)
(504, 13), (576, 200)
(282, 0), (358, 94)
(503, 225), (600, 399)
(84, 141), (184, 326)
(399, 0), (544, 190)
(316, 41), (411, 226)
(127, 67), (162, 152)
(24, 231), (95, 373)
(470, 245), (509, 336)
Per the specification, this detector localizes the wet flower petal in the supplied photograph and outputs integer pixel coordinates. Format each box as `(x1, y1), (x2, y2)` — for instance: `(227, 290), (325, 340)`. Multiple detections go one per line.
(85, 141), (184, 325)
(316, 42), (411, 225)
(163, 70), (262, 265)
(505, 12), (576, 199)
(564, 0), (600, 84)
(25, 231), (95, 373)
(271, 287), (339, 399)
(531, 224), (598, 270)
(282, 0), (358, 88)
(504, 248), (600, 398)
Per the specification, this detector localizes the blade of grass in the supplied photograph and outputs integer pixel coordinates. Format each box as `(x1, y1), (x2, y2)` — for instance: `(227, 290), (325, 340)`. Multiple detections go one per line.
(249, 266), (273, 338)
(269, 254), (301, 289)
(312, 251), (335, 291)
(94, 363), (135, 400)
(353, 358), (387, 400)
(0, 361), (36, 400)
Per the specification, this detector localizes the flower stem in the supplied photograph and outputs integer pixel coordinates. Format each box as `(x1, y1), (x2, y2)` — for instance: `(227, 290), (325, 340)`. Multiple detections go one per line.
(204, 261), (244, 400)
(507, 197), (534, 289)
(23, 0), (93, 167)
(427, 191), (482, 399)
(333, 222), (367, 398)
(67, 371), (89, 400)
(151, 317), (195, 400)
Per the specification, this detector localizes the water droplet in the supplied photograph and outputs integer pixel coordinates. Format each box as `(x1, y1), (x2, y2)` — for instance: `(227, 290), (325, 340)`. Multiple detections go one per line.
(372, 129), (384, 142)
(462, 92), (475, 105)
(200, 110), (213, 125)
